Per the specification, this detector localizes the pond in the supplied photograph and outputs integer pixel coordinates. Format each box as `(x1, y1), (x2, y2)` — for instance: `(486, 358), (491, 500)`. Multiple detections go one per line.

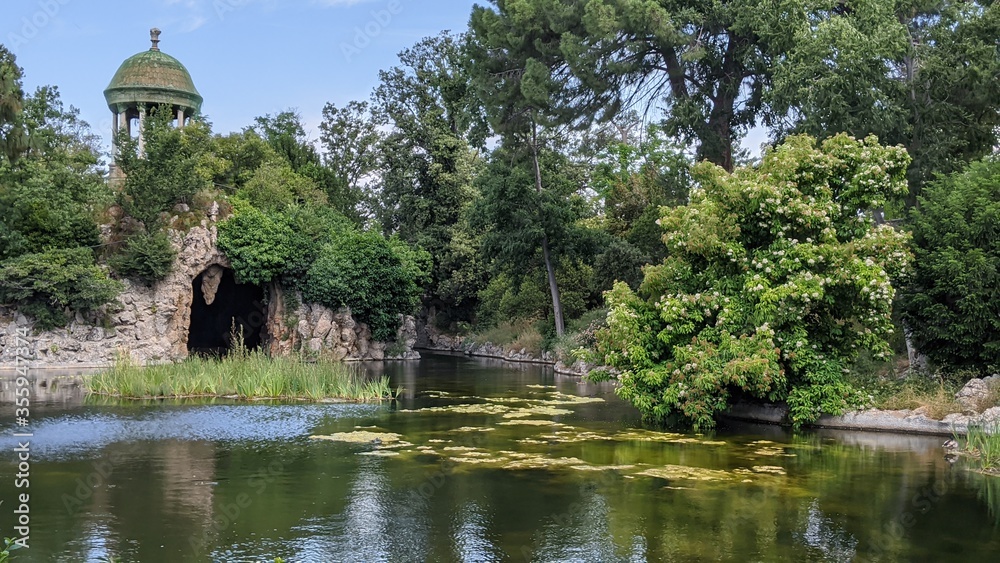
(1, 353), (998, 562)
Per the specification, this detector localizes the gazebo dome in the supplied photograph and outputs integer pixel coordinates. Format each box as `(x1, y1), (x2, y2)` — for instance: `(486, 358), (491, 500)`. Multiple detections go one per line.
(104, 29), (203, 114)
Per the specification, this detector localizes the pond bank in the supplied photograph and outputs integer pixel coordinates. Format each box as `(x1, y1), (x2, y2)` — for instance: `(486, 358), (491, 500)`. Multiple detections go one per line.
(418, 327), (600, 377)
(723, 402), (998, 436)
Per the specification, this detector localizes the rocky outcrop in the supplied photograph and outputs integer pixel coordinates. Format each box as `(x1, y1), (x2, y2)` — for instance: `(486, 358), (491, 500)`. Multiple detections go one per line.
(0, 225), (229, 368)
(955, 375), (1000, 413)
(265, 287), (419, 362)
(0, 225), (418, 369)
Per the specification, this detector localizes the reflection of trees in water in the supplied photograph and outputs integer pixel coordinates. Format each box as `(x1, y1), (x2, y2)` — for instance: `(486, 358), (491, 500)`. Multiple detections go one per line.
(970, 472), (1000, 527)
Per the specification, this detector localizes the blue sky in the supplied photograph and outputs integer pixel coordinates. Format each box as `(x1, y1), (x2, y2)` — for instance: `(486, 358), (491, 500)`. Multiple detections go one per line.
(3, 0), (769, 158)
(3, 0), (479, 153)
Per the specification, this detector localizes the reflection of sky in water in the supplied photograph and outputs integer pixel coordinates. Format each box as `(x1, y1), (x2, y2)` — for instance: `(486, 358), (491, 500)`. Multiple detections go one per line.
(0, 404), (382, 459)
(798, 499), (859, 562)
(453, 501), (503, 562)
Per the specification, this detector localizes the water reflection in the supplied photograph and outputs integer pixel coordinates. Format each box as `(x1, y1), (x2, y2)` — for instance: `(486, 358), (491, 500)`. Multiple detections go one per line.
(0, 355), (998, 562)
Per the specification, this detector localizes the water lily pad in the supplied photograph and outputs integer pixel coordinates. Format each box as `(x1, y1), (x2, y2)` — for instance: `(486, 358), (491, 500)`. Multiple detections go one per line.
(751, 465), (787, 475)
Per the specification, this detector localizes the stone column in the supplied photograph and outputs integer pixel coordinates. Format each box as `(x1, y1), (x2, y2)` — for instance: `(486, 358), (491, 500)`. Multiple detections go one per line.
(177, 108), (185, 129)
(137, 104), (147, 156)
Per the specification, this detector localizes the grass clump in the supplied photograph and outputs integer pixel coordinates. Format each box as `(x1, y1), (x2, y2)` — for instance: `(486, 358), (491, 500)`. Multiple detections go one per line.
(963, 424), (1000, 474)
(849, 370), (964, 419)
(467, 319), (544, 356)
(87, 347), (397, 402)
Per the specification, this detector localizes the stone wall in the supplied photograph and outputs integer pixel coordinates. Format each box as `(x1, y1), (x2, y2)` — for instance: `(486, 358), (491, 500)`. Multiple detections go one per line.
(0, 224), (417, 369)
(0, 225), (228, 368)
(265, 286), (418, 361)
(418, 323), (603, 376)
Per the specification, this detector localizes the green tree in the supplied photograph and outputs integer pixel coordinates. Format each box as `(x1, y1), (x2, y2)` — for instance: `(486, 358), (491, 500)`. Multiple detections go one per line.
(592, 122), (693, 261)
(372, 33), (489, 322)
(116, 106), (212, 228)
(0, 45), (28, 162)
(469, 0), (777, 172)
(471, 142), (592, 334)
(303, 230), (425, 341)
(902, 157), (1000, 373)
(0, 247), (122, 330)
(319, 100), (380, 216)
(109, 231), (177, 285)
(768, 0), (1000, 203)
(217, 200), (299, 287)
(0, 86), (108, 260)
(597, 135), (912, 429)
(469, 9), (589, 335)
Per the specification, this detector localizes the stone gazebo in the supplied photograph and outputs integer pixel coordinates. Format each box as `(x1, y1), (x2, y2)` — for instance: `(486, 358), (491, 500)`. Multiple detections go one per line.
(105, 28), (202, 163)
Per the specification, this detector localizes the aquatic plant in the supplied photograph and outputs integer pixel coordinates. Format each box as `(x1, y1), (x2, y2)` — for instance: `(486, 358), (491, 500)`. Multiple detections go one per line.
(86, 349), (396, 402)
(964, 424), (1000, 473)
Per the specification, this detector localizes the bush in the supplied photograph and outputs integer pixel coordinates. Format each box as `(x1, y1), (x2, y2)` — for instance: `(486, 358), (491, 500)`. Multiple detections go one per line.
(109, 231), (177, 284)
(597, 135), (913, 429)
(0, 247), (122, 329)
(115, 107), (211, 228)
(592, 239), (649, 292)
(217, 201), (298, 286)
(303, 230), (423, 341)
(902, 157), (1000, 374)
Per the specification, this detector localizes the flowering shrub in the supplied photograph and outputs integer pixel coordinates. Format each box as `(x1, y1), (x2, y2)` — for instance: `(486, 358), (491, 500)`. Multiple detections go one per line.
(596, 135), (912, 429)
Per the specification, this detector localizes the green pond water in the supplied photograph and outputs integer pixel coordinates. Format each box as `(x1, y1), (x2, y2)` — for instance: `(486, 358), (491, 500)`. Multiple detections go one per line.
(1, 353), (999, 562)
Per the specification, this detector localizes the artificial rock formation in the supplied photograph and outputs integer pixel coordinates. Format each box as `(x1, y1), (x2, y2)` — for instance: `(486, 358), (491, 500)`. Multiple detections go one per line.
(0, 224), (418, 369)
(265, 287), (419, 361)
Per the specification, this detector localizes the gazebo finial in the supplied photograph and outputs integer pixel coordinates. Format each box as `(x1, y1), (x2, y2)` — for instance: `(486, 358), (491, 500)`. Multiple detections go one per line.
(150, 28), (161, 51)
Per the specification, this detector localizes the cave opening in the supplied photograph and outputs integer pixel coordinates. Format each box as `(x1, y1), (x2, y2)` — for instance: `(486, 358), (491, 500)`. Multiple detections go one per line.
(188, 267), (267, 356)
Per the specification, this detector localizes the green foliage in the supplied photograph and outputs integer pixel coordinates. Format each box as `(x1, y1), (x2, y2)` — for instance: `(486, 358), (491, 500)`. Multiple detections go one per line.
(902, 157), (1000, 373)
(0, 45), (28, 162)
(303, 230), (425, 341)
(116, 106), (212, 228)
(109, 231), (177, 284)
(217, 200), (298, 287)
(597, 135), (913, 429)
(373, 33), (488, 319)
(0, 536), (24, 561)
(0, 86), (108, 261)
(594, 123), (693, 260)
(770, 0), (1000, 202)
(237, 160), (325, 212)
(0, 247), (122, 329)
(592, 239), (649, 293)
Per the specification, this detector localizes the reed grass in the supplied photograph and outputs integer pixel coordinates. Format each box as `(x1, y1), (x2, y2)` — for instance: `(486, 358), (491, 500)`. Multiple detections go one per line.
(965, 423), (1000, 474)
(87, 347), (397, 402)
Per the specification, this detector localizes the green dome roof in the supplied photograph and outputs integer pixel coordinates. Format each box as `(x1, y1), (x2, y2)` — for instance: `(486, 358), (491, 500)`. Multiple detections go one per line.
(104, 32), (203, 113)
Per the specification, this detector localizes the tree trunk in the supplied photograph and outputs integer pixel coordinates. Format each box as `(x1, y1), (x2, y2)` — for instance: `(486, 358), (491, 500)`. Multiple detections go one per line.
(531, 120), (565, 337)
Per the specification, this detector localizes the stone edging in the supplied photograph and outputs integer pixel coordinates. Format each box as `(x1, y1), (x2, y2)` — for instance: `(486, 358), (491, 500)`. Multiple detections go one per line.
(724, 402), (999, 436)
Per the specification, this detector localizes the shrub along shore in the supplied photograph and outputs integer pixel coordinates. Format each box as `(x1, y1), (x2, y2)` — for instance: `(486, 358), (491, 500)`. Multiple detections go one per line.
(86, 348), (397, 402)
